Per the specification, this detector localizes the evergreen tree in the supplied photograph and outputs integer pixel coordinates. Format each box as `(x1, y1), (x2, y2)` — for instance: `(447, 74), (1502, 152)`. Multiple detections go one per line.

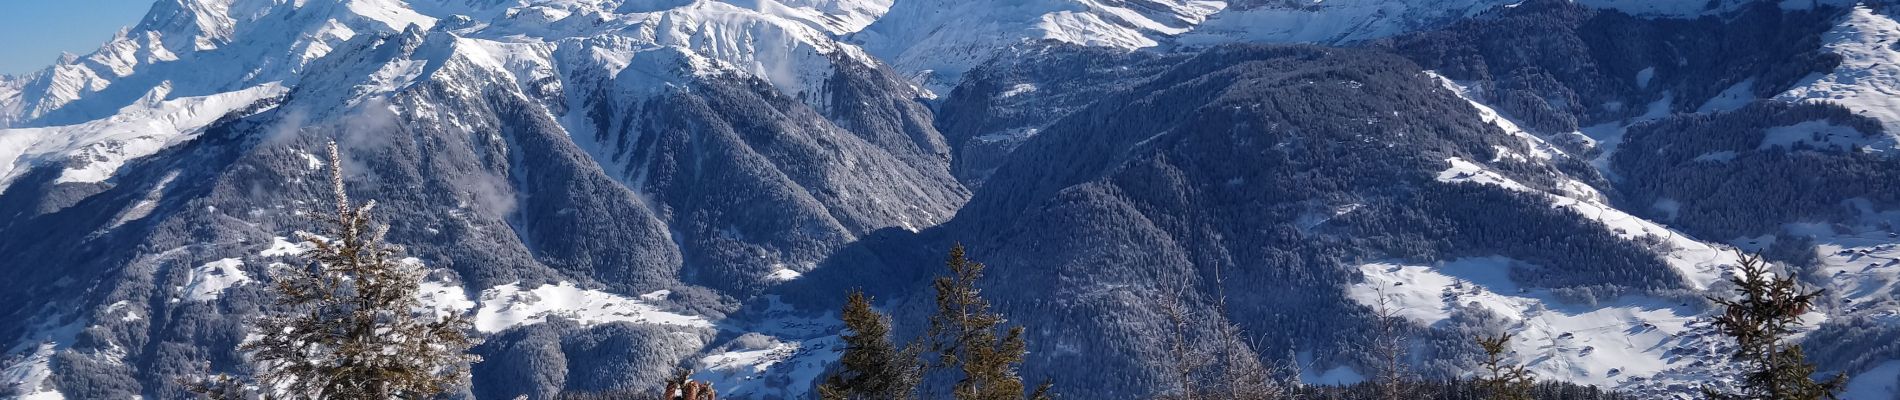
(1703, 253), (1843, 400)
(927, 244), (1049, 400)
(1369, 288), (1411, 400)
(819, 290), (922, 400)
(1475, 333), (1534, 400)
(241, 142), (480, 399)
(661, 368), (717, 400)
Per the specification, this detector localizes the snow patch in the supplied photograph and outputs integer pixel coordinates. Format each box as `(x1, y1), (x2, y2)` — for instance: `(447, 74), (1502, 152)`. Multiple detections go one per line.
(472, 282), (713, 333)
(0, 83), (284, 192)
(1697, 78), (1756, 114)
(1761, 120), (1884, 151)
(259, 236), (309, 257)
(181, 258), (251, 302)
(765, 267), (804, 282)
(1, 342), (62, 400)
(1778, 5), (1900, 145)
(999, 83), (1038, 98)
(417, 279), (476, 318)
(1435, 155), (1741, 289)
(1844, 359), (1900, 400)
(1437, 157), (1532, 192)
(694, 334), (842, 397)
(1350, 258), (1703, 386)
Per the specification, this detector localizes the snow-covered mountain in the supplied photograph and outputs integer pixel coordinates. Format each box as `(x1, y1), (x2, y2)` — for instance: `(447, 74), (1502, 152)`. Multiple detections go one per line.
(4, 0), (1900, 399)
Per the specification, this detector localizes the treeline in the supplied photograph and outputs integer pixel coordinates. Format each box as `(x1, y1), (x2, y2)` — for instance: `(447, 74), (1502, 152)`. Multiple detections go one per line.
(816, 249), (1845, 400)
(1613, 101), (1900, 240)
(174, 142), (1850, 400)
(1385, 0), (1845, 135)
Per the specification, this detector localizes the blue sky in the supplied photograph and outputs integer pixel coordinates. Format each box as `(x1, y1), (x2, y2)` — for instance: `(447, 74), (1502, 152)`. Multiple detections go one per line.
(0, 1), (155, 76)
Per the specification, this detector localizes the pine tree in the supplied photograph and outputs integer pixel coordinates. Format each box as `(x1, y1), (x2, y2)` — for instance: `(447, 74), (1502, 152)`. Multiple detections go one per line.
(1703, 253), (1843, 400)
(1369, 288), (1411, 400)
(819, 290), (921, 400)
(927, 244), (1046, 400)
(1474, 333), (1534, 400)
(241, 141), (480, 399)
(661, 368), (717, 400)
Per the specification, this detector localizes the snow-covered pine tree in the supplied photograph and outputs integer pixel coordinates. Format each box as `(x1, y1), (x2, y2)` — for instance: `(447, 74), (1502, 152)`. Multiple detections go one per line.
(241, 141), (480, 399)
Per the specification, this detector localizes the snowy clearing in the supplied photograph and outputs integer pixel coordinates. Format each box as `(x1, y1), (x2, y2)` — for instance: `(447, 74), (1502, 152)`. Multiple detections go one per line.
(181, 258), (251, 302)
(1350, 258), (1702, 386)
(1778, 5), (1900, 148)
(471, 282), (713, 333)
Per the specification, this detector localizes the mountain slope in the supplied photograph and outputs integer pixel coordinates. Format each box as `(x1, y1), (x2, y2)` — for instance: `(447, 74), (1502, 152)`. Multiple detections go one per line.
(0, 0), (966, 398)
(5, 0), (1900, 399)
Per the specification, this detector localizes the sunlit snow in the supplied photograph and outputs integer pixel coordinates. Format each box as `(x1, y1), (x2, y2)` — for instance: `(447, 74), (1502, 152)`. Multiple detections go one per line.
(181, 258), (252, 302)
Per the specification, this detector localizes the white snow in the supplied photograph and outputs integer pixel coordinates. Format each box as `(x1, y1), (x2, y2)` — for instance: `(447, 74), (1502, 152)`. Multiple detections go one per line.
(764, 267), (804, 282)
(856, 0), (1224, 91)
(1350, 257), (1702, 386)
(472, 282), (713, 333)
(1435, 155), (1743, 289)
(1434, 73), (1562, 160)
(1635, 67), (1656, 89)
(0, 342), (62, 400)
(417, 279), (477, 318)
(1844, 360), (1900, 400)
(1437, 157), (1533, 192)
(1779, 5), (1900, 146)
(0, 83), (285, 192)
(1761, 120), (1885, 151)
(181, 258), (252, 302)
(1697, 78), (1757, 114)
(694, 334), (842, 397)
(1182, 0), (1506, 46)
(258, 236), (309, 257)
(999, 83), (1038, 98)
(691, 297), (846, 397)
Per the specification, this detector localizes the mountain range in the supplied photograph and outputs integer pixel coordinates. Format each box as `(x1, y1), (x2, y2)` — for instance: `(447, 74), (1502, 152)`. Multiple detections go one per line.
(4, 0), (1900, 398)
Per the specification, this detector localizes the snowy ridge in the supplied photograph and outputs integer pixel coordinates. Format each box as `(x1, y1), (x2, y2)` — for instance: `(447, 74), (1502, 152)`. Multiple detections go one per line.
(853, 0), (1224, 91)
(0, 343), (63, 400)
(1779, 4), (1900, 148)
(0, 82), (284, 193)
(1434, 75), (1566, 162)
(1, 0), (891, 197)
(1180, 0), (1508, 47)
(1435, 156), (1743, 289)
